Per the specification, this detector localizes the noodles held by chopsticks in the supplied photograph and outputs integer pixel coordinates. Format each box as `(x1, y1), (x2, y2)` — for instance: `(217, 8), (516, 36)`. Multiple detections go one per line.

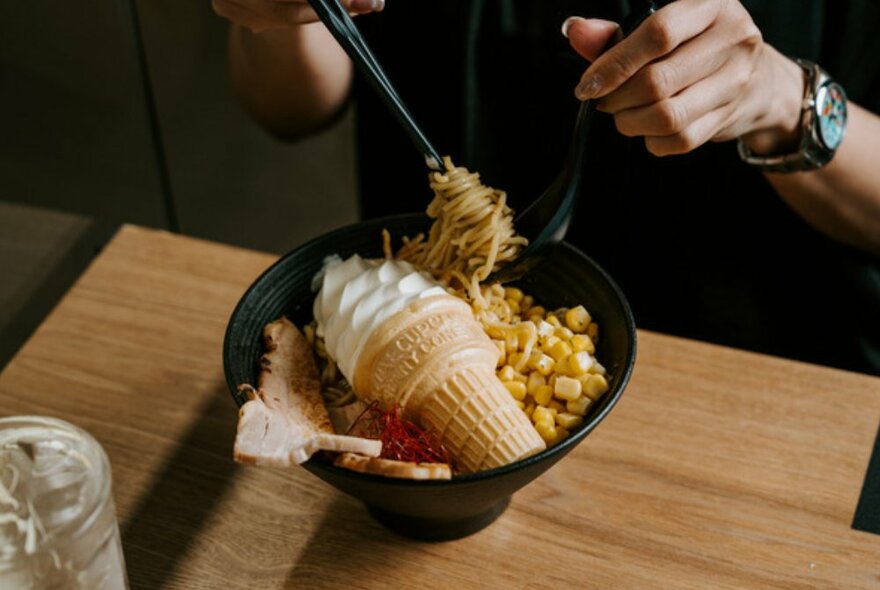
(395, 157), (527, 301)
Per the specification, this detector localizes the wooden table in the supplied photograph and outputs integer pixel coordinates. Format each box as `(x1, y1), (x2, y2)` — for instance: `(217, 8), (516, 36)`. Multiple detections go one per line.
(1, 225), (879, 589)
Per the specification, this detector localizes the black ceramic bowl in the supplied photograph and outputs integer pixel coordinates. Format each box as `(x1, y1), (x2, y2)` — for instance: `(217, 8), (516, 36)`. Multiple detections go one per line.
(224, 213), (636, 541)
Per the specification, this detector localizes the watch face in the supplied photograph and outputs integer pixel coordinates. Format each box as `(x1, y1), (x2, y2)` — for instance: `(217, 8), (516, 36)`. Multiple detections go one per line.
(816, 82), (847, 151)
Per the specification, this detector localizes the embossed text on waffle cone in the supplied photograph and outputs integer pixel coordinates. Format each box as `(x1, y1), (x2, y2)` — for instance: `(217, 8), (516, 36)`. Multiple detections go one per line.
(354, 295), (546, 473)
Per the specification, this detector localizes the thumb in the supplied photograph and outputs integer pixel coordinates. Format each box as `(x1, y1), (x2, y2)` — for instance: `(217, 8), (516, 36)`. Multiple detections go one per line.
(562, 17), (620, 62)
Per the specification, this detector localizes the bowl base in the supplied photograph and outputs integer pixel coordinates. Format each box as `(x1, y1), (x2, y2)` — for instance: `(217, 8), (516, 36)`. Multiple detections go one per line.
(366, 496), (511, 542)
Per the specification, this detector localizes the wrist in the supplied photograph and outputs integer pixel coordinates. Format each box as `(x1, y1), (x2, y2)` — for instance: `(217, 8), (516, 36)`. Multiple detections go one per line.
(740, 45), (805, 156)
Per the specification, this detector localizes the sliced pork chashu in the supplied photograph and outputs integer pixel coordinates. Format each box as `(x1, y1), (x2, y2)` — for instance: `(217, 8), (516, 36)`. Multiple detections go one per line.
(234, 317), (381, 467)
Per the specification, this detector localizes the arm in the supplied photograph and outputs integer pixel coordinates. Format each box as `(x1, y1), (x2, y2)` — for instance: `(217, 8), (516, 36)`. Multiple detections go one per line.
(563, 1), (880, 256)
(213, 0), (385, 139)
(765, 104), (880, 256)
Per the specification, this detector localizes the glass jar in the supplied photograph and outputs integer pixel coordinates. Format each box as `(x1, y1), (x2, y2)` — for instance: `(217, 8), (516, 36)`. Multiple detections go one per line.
(0, 416), (129, 589)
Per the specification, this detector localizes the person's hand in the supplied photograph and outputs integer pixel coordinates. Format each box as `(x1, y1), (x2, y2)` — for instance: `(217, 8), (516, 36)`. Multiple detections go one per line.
(563, 0), (804, 156)
(213, 0), (385, 32)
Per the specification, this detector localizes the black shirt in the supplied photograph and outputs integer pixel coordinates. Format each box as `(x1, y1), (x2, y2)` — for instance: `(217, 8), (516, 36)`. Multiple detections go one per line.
(353, 0), (880, 374)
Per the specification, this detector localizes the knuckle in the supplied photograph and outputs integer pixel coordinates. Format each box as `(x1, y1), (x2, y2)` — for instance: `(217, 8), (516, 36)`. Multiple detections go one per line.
(656, 99), (687, 134)
(645, 15), (676, 54)
(643, 64), (675, 101)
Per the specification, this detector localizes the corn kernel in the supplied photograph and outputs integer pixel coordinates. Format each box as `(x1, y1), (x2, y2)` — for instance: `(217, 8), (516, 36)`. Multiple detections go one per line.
(533, 384), (553, 405)
(515, 400), (525, 410)
(583, 374), (609, 400)
(549, 340), (573, 361)
(565, 306), (591, 333)
(553, 357), (571, 376)
(541, 335), (561, 352)
(556, 412), (584, 430)
(528, 305), (546, 318)
(505, 333), (519, 353)
(554, 376), (582, 401)
(568, 351), (594, 375)
(590, 361), (607, 376)
(527, 351), (555, 376)
(506, 298), (521, 315)
(587, 322), (599, 343)
(566, 395), (592, 416)
(521, 295), (534, 312)
(504, 380), (527, 401)
(546, 315), (562, 328)
(504, 287), (524, 303)
(555, 426), (570, 443)
(490, 283), (505, 297)
(507, 352), (522, 369)
(526, 372), (546, 395)
(570, 334), (595, 354)
(548, 399), (566, 414)
(548, 374), (557, 389)
(535, 320), (555, 339)
(554, 326), (575, 341)
(498, 365), (515, 382)
(535, 420), (558, 443)
(532, 406), (555, 426)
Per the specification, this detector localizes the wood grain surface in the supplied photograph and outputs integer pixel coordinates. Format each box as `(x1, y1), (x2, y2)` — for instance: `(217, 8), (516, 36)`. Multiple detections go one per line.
(1, 225), (879, 589)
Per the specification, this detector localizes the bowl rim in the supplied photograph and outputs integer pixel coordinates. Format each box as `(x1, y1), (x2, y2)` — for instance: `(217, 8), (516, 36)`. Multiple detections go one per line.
(223, 213), (637, 486)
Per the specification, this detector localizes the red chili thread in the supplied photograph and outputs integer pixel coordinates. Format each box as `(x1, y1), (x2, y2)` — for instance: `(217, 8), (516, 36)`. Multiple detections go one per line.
(348, 402), (454, 467)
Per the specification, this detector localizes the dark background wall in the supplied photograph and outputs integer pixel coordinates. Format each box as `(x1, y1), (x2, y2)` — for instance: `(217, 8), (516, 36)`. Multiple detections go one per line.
(0, 0), (357, 366)
(0, 0), (358, 253)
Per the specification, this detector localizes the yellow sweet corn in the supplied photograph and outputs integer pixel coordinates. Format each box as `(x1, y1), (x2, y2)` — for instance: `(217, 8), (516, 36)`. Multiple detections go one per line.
(570, 334), (595, 354)
(541, 335), (561, 354)
(507, 352), (522, 369)
(549, 340), (573, 362)
(503, 380), (527, 401)
(555, 412), (584, 430)
(568, 351), (594, 375)
(565, 305), (591, 333)
(527, 351), (555, 376)
(526, 372), (546, 396)
(583, 374), (609, 400)
(533, 384), (553, 405)
(505, 287), (524, 302)
(554, 426), (570, 443)
(532, 405), (555, 426)
(553, 376), (582, 401)
(521, 295), (534, 312)
(554, 326), (575, 341)
(498, 365), (516, 382)
(546, 315), (562, 328)
(535, 420), (558, 443)
(566, 395), (591, 416)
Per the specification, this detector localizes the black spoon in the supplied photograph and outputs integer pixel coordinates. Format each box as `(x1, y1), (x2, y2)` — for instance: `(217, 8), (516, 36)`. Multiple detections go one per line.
(306, 0), (444, 170)
(488, 0), (668, 284)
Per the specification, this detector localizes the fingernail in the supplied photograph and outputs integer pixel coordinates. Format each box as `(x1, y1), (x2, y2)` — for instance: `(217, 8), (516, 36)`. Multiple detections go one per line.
(561, 16), (580, 38)
(575, 76), (602, 100)
(351, 0), (384, 12)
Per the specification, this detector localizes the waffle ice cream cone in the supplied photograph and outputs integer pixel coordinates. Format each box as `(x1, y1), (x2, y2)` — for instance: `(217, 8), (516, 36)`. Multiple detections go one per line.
(354, 294), (546, 473)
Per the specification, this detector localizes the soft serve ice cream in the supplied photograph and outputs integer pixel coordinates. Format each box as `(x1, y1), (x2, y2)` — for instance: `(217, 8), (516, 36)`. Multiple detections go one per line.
(313, 254), (446, 383)
(313, 253), (545, 473)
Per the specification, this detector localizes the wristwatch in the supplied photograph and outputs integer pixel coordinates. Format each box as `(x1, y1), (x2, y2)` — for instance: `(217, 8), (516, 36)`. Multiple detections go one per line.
(737, 58), (848, 173)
